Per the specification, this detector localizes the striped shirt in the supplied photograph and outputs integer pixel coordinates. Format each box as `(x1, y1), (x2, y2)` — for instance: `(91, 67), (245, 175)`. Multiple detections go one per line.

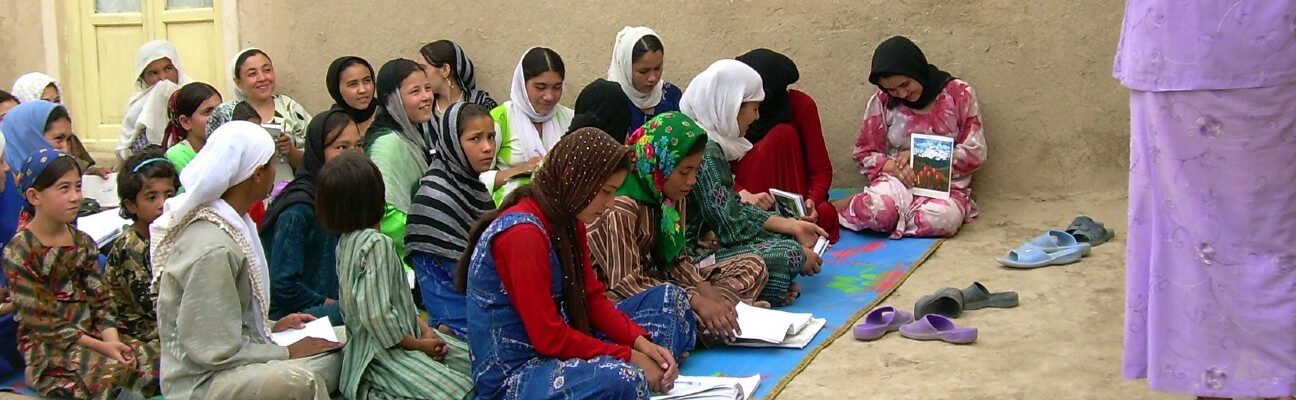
(336, 229), (474, 400)
(587, 196), (769, 304)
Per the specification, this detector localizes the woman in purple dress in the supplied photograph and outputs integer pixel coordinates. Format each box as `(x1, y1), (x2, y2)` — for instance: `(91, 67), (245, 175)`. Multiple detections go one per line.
(1117, 2), (1296, 399)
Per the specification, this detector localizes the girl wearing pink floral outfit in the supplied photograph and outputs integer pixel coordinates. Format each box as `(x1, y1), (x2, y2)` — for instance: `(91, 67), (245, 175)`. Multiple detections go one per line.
(835, 36), (987, 239)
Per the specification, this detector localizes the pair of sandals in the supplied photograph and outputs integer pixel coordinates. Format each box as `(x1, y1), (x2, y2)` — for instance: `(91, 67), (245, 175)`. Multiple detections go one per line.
(998, 216), (1116, 269)
(853, 282), (1018, 345)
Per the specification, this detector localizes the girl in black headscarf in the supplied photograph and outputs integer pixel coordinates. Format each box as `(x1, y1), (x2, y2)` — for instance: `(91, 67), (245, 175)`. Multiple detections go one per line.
(260, 109), (362, 323)
(834, 36), (988, 239)
(732, 48), (841, 242)
(325, 56), (378, 136)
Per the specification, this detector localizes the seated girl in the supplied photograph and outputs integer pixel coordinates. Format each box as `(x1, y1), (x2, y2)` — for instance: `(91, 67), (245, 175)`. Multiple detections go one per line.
(106, 147), (177, 343)
(364, 58), (435, 262)
(571, 79), (632, 142)
(153, 121), (341, 399)
(680, 60), (827, 306)
(833, 36), (987, 238)
(608, 27), (683, 136)
(2, 101), (79, 244)
(5, 149), (159, 399)
(407, 103), (497, 338)
(588, 112), (768, 345)
(117, 40), (192, 160)
(261, 110), (361, 324)
(319, 152), (474, 400)
(163, 82), (223, 175)
(461, 129), (694, 399)
(483, 47), (573, 204)
(418, 40), (499, 117)
(732, 49), (840, 243)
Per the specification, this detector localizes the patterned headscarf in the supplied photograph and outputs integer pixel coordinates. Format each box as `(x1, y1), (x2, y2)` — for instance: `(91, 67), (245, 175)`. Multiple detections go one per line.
(17, 148), (70, 194)
(10, 73), (59, 103)
(447, 41), (497, 109)
(618, 112), (707, 270)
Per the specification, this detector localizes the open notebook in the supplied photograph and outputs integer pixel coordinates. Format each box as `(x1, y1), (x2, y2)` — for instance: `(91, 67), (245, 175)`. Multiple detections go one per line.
(651, 375), (760, 400)
(81, 173), (120, 209)
(269, 317), (341, 346)
(731, 303), (827, 349)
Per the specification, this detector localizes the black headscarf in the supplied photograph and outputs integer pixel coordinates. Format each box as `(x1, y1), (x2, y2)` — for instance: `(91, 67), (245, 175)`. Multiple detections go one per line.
(736, 48), (799, 144)
(571, 79), (633, 143)
(868, 36), (953, 110)
(364, 58), (430, 158)
(326, 56), (378, 123)
(261, 109), (350, 233)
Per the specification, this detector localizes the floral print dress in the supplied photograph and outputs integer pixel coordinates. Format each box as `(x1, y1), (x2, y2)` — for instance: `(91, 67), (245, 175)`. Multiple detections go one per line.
(841, 79), (988, 238)
(3, 226), (160, 399)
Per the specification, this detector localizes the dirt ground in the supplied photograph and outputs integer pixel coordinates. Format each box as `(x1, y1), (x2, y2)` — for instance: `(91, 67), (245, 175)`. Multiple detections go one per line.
(774, 192), (1182, 400)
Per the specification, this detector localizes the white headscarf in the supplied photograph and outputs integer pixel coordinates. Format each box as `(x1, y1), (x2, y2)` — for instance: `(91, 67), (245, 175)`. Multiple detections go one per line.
(679, 59), (765, 161)
(608, 26), (664, 110)
(151, 121), (276, 340)
(507, 47), (565, 160)
(230, 47), (264, 100)
(117, 40), (194, 158)
(10, 73), (59, 103)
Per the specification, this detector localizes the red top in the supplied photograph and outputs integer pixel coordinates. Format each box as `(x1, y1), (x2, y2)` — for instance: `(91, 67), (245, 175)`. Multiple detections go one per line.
(732, 89), (840, 241)
(733, 90), (834, 202)
(492, 197), (649, 361)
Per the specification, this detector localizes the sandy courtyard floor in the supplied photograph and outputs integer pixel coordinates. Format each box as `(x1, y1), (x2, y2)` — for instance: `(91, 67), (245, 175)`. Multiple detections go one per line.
(774, 193), (1182, 400)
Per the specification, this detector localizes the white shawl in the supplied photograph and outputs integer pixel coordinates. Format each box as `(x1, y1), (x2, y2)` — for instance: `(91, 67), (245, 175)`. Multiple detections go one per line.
(116, 40), (194, 158)
(679, 59), (765, 161)
(506, 47), (564, 160)
(608, 26), (665, 110)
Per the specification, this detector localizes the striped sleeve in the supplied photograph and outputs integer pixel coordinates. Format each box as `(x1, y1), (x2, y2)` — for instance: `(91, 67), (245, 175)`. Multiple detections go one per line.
(587, 197), (669, 301)
(354, 234), (411, 348)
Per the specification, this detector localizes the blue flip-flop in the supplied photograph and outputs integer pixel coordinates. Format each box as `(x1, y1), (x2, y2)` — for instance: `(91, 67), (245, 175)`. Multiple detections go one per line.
(997, 242), (1084, 269)
(1027, 230), (1091, 256)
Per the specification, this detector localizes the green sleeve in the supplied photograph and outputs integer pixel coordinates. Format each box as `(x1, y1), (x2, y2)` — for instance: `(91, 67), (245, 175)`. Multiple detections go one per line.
(379, 204), (410, 269)
(690, 142), (773, 247)
(368, 133), (419, 213)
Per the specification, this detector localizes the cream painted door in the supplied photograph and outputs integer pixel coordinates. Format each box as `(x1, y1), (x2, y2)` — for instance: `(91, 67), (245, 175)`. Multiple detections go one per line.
(64, 0), (225, 151)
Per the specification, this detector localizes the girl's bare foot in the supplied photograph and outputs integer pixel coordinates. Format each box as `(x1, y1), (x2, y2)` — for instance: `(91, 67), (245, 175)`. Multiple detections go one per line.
(780, 283), (802, 306)
(752, 300), (771, 308)
(437, 324), (453, 335)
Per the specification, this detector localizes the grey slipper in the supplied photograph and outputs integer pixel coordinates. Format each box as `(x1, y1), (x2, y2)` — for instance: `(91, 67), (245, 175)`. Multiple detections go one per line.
(961, 282), (1019, 310)
(1065, 216), (1116, 246)
(914, 287), (965, 319)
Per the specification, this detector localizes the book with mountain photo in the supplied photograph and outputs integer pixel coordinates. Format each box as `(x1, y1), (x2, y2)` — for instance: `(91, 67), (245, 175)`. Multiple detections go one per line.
(909, 134), (955, 200)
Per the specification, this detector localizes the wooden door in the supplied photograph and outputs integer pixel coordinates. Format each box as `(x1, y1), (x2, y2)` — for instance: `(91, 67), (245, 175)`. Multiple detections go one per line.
(64, 0), (225, 151)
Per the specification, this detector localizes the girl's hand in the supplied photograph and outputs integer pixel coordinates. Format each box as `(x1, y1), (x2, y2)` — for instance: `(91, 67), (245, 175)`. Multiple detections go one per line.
(274, 134), (295, 156)
(738, 190), (774, 210)
(691, 295), (739, 343)
(273, 313), (316, 333)
(800, 246), (824, 276)
(103, 341), (134, 363)
(802, 199), (819, 223)
(630, 350), (669, 393)
(633, 336), (678, 388)
(287, 337), (341, 359)
(787, 219), (829, 248)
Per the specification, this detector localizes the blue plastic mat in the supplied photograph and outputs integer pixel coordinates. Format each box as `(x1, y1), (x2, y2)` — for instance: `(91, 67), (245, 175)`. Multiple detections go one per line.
(677, 230), (941, 399)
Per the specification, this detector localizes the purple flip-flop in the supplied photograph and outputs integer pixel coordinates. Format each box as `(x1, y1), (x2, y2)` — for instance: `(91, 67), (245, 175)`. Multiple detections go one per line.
(899, 314), (978, 344)
(853, 305), (914, 341)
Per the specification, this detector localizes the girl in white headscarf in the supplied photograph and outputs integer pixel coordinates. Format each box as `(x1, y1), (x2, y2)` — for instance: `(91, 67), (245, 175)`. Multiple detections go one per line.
(150, 121), (341, 399)
(679, 59), (827, 306)
(481, 47), (573, 204)
(10, 73), (60, 103)
(116, 40), (194, 160)
(607, 26), (683, 136)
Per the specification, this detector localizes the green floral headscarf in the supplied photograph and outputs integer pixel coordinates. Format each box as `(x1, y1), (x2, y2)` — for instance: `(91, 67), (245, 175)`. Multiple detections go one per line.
(618, 112), (709, 271)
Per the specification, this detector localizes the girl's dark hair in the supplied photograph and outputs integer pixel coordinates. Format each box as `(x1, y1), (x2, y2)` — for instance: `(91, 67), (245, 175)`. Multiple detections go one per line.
(231, 101), (259, 122)
(455, 103), (492, 134)
(0, 90), (16, 104)
(521, 47), (565, 81)
(631, 34), (665, 63)
(234, 49), (270, 79)
(320, 111), (354, 148)
(30, 155), (81, 192)
(684, 134), (708, 157)
(420, 40), (456, 78)
(166, 82), (220, 141)
(316, 151), (385, 235)
(117, 146), (178, 220)
(44, 106), (70, 132)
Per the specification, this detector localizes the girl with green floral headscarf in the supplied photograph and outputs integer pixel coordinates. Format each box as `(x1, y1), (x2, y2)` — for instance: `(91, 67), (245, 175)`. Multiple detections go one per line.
(588, 112), (769, 343)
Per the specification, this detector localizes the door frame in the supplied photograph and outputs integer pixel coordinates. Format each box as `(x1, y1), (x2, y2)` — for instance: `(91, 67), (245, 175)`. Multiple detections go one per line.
(52, 0), (241, 153)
